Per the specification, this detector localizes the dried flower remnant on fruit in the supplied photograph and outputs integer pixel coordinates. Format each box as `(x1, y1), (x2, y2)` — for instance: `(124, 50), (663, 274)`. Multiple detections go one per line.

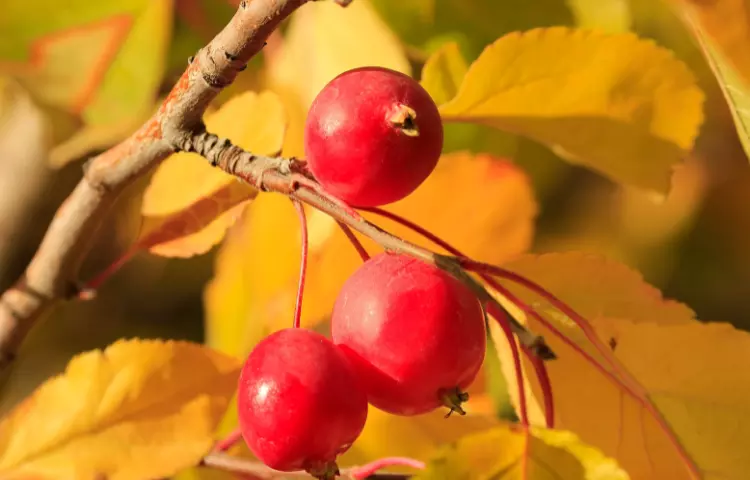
(388, 104), (420, 137)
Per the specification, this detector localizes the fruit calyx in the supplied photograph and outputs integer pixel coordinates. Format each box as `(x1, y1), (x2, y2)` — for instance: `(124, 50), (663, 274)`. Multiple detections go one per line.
(387, 103), (420, 137)
(307, 460), (341, 480)
(440, 387), (470, 418)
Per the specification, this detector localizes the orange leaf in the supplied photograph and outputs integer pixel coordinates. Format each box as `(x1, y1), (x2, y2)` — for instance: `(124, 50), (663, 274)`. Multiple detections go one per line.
(138, 91), (286, 258)
(675, 0), (750, 85)
(492, 252), (749, 479)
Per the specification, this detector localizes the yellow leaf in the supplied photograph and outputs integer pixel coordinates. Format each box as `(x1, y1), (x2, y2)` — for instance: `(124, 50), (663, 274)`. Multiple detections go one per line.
(0, 339), (241, 480)
(340, 408), (501, 466)
(439, 27), (704, 194)
(492, 253), (750, 479)
(413, 424), (629, 479)
(596, 319), (750, 480)
(138, 91), (286, 258)
(266, 0), (410, 155)
(204, 193), (302, 357)
(267, 0), (409, 108)
(678, 2), (750, 161)
(420, 42), (468, 105)
(204, 152), (537, 357)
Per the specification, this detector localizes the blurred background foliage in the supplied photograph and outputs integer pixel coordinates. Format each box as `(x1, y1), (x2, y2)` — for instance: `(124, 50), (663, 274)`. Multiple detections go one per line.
(0, 0), (748, 422)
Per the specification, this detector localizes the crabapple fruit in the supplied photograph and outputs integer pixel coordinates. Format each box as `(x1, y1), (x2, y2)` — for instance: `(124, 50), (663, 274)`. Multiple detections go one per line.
(331, 252), (486, 416)
(237, 328), (368, 479)
(304, 66), (444, 207)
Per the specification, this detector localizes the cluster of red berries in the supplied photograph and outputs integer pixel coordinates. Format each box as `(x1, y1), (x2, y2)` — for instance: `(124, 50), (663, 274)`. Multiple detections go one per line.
(236, 67), (488, 479)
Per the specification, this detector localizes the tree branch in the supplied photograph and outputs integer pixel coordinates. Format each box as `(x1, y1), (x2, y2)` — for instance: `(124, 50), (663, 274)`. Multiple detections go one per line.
(0, 0), (554, 373)
(191, 133), (554, 359)
(0, 0), (314, 371)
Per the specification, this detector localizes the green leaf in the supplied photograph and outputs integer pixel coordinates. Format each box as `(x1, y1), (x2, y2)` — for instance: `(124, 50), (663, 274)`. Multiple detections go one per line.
(0, 0), (172, 126)
(413, 425), (629, 479)
(438, 27), (705, 194)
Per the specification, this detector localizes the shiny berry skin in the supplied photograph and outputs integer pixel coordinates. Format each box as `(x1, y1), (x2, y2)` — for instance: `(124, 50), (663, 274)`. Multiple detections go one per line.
(331, 253), (486, 416)
(304, 66), (444, 207)
(237, 328), (368, 478)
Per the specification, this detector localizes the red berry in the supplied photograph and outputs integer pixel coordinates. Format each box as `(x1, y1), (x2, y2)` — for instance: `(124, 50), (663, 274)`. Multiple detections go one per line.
(304, 66), (444, 207)
(237, 328), (368, 478)
(331, 253), (486, 416)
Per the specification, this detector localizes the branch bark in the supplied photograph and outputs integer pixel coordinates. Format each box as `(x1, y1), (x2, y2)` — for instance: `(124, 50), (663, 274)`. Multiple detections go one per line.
(0, 0), (313, 370)
(190, 133), (553, 359)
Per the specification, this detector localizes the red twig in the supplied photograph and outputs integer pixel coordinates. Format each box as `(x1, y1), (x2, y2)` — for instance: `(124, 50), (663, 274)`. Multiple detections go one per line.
(291, 198), (308, 329)
(215, 428), (244, 452)
(77, 248), (138, 300)
(202, 452), (416, 479)
(360, 207), (451, 255)
(348, 457), (425, 479)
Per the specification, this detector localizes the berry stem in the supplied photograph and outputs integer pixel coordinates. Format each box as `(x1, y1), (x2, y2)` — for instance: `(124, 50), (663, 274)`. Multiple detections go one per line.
(291, 199), (309, 329)
(359, 207), (454, 255)
(485, 302), (529, 426)
(337, 221), (370, 261)
(524, 345), (554, 429)
(348, 457), (425, 480)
